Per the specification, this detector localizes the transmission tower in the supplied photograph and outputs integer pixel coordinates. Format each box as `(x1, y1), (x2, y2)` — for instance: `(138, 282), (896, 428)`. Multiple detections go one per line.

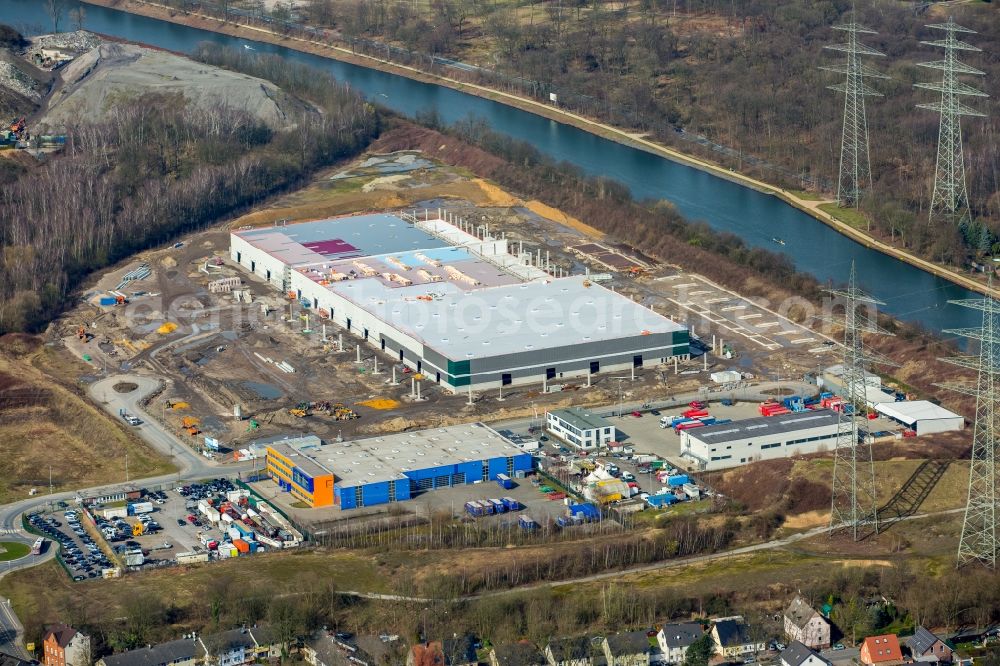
(938, 291), (999, 568)
(915, 18), (988, 228)
(828, 263), (896, 540)
(821, 8), (887, 208)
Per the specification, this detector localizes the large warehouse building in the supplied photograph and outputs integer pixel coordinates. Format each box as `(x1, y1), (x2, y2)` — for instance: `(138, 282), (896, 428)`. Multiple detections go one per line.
(230, 213), (689, 391)
(680, 410), (844, 471)
(261, 423), (533, 509)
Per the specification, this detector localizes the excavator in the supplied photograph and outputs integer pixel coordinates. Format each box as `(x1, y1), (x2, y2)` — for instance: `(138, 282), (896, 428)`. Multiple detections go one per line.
(76, 325), (95, 343)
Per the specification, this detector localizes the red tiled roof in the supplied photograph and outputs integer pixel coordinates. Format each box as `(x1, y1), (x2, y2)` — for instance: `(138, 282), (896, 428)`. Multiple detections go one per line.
(862, 635), (901, 664)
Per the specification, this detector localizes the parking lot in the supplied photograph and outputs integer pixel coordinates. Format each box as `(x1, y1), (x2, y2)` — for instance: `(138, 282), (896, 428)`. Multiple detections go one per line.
(92, 479), (243, 568)
(27, 510), (113, 581)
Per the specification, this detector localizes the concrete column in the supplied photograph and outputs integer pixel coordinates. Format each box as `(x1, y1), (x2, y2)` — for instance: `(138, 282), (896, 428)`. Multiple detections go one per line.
(355, 345), (362, 364)
(410, 377), (416, 398)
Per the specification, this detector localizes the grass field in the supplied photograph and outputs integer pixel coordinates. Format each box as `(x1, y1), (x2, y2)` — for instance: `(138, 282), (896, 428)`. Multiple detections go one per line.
(0, 336), (175, 504)
(0, 542), (29, 561)
(819, 203), (872, 231)
(0, 548), (385, 636)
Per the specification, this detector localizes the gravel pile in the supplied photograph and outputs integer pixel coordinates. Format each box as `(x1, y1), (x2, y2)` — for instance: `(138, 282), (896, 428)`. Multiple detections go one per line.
(0, 60), (40, 101)
(29, 30), (102, 54)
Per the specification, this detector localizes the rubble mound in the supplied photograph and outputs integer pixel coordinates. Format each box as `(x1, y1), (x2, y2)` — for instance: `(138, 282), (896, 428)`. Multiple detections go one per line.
(38, 42), (316, 132)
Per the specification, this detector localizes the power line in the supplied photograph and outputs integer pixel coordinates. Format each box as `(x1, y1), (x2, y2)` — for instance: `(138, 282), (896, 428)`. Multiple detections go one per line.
(938, 289), (999, 568)
(827, 263), (896, 540)
(915, 17), (988, 229)
(821, 5), (888, 210)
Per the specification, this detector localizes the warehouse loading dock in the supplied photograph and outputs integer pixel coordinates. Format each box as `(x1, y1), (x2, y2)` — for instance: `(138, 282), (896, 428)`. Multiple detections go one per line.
(873, 400), (965, 436)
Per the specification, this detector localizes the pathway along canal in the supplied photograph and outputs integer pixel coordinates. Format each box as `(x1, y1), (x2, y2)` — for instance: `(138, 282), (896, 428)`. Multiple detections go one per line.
(5, 0), (982, 336)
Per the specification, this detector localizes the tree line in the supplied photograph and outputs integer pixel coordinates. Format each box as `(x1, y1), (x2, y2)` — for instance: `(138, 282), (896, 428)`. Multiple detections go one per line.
(0, 41), (377, 334)
(292, 0), (998, 265)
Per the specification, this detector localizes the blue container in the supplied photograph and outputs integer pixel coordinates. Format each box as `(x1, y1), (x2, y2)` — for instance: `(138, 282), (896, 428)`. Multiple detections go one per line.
(99, 297), (117, 306)
(667, 474), (690, 487)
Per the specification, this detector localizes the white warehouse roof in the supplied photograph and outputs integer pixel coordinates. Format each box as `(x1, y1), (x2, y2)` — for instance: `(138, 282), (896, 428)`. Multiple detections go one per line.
(874, 400), (962, 427)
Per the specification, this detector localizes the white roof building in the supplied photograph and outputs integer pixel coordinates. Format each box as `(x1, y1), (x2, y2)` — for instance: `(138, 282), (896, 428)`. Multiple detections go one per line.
(873, 400), (964, 435)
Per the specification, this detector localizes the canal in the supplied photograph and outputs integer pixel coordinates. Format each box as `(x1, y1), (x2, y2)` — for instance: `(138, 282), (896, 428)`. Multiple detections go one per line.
(5, 0), (981, 336)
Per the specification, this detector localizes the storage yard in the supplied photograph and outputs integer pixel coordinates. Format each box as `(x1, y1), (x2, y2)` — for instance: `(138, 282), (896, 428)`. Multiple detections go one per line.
(25, 480), (303, 577)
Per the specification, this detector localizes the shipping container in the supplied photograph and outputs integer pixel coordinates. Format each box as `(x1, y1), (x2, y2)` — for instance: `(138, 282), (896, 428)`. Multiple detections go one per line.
(488, 499), (506, 513)
(233, 538), (250, 554)
(518, 514), (537, 530)
(501, 497), (520, 511)
(496, 474), (514, 489)
(682, 408), (709, 419)
(667, 474), (690, 487)
(227, 527), (241, 542)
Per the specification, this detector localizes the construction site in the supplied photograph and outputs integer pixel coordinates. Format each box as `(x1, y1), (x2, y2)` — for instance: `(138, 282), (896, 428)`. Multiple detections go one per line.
(53, 149), (844, 469)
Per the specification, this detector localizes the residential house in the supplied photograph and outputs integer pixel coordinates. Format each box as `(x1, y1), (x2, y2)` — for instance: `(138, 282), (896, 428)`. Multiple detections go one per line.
(43, 624), (91, 666)
(490, 643), (546, 666)
(860, 635), (904, 666)
(655, 624), (703, 665)
(97, 638), (202, 666)
(906, 628), (952, 664)
(601, 632), (650, 666)
(711, 620), (767, 659)
(779, 641), (832, 666)
(783, 597), (831, 650)
(245, 627), (281, 662)
(200, 628), (262, 666)
(441, 636), (478, 666)
(545, 637), (596, 666)
(408, 642), (446, 666)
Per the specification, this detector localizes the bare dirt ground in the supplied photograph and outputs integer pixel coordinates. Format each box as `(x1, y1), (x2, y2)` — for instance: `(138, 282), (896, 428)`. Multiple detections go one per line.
(0, 334), (174, 503)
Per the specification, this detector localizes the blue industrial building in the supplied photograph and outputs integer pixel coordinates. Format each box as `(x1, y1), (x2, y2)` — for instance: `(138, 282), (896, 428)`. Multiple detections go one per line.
(262, 423), (533, 510)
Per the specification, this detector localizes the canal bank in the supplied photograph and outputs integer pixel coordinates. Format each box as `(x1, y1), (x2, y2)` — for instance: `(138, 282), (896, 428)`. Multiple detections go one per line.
(75, 0), (1000, 302)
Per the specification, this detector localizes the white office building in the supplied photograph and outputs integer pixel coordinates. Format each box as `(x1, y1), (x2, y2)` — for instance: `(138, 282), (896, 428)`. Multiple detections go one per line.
(546, 408), (616, 450)
(680, 410), (843, 471)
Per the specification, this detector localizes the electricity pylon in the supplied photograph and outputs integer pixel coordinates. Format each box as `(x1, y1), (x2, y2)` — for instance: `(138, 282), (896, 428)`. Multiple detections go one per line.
(828, 263), (896, 540)
(938, 290), (999, 568)
(915, 17), (988, 228)
(822, 8), (887, 208)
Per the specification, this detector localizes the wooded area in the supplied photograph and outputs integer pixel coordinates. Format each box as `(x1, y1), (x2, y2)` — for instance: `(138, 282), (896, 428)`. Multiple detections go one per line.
(289, 0), (999, 264)
(0, 42), (377, 334)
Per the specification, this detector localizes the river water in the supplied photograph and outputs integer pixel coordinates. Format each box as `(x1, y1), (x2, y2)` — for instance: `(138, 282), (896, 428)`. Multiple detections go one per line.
(4, 0), (981, 336)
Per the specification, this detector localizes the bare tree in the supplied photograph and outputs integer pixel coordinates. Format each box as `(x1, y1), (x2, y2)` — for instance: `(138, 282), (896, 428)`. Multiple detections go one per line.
(69, 6), (86, 31)
(43, 0), (71, 32)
